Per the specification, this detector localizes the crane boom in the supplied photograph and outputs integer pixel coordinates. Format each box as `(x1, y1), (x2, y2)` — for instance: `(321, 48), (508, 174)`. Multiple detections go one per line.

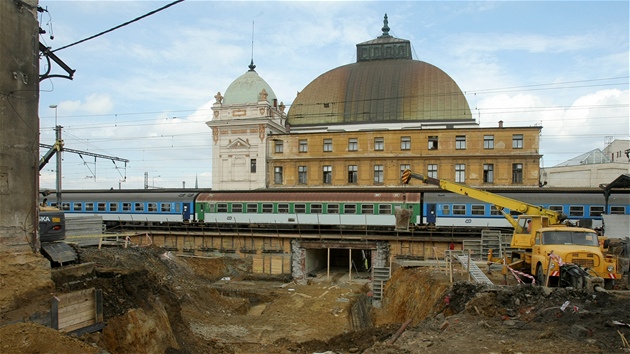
(401, 170), (562, 230)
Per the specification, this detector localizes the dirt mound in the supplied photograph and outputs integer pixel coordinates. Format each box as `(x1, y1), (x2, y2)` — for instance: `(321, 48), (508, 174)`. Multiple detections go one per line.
(2, 246), (630, 354)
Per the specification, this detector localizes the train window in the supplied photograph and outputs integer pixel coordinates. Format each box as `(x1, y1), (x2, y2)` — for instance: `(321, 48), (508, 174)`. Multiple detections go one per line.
(328, 204), (339, 214)
(232, 203), (243, 213)
(175, 204), (181, 213)
(161, 203), (171, 212)
(148, 203), (158, 212)
(453, 205), (466, 215)
(610, 206), (626, 215)
(490, 206), (502, 216)
(378, 204), (392, 215)
(589, 206), (604, 217)
(61, 202), (70, 211)
(278, 204), (289, 213)
(262, 203), (273, 213)
(135, 203), (144, 212)
(549, 205), (564, 213)
(295, 204), (306, 213)
(569, 206), (584, 216)
(311, 204), (323, 214)
(85, 203), (94, 211)
(109, 203), (118, 212)
(361, 204), (374, 214)
(98, 203), (107, 212)
(122, 203), (132, 211)
(207, 204), (215, 213)
(344, 204), (356, 214)
(217, 203), (228, 213)
(471, 205), (485, 215)
(441, 205), (450, 215)
(247, 204), (258, 213)
(73, 203), (82, 211)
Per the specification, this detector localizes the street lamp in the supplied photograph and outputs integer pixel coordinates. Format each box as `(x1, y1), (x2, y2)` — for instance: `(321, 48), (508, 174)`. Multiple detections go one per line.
(152, 175), (161, 188)
(49, 104), (62, 205)
(49, 104), (58, 127)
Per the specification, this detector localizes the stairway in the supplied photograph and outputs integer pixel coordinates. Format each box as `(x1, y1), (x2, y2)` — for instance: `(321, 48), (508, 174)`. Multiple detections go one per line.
(453, 254), (494, 285)
(372, 267), (391, 300)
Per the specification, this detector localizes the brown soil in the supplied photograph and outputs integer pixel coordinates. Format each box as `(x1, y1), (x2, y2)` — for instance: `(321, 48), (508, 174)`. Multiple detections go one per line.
(1, 245), (630, 354)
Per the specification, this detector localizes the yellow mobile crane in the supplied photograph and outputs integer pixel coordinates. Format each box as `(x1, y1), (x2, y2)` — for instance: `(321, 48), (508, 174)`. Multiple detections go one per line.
(402, 170), (620, 290)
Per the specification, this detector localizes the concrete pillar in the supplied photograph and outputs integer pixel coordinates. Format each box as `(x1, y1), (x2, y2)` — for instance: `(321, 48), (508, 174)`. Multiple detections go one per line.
(0, 0), (40, 252)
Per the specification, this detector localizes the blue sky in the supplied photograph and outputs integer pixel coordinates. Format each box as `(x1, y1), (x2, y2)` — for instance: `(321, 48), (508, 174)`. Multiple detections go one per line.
(38, 1), (629, 190)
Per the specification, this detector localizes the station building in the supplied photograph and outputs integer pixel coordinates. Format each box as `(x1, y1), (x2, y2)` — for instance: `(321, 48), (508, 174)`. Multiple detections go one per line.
(207, 16), (542, 190)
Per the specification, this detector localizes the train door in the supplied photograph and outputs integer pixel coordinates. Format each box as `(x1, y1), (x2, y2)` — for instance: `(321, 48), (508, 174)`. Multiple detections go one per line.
(183, 203), (191, 222)
(426, 203), (437, 225)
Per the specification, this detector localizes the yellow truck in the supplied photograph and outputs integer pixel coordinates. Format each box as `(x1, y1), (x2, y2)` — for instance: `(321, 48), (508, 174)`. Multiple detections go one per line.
(402, 170), (620, 289)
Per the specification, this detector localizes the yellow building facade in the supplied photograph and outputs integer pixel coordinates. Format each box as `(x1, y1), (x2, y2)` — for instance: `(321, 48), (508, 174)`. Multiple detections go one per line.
(268, 125), (541, 188)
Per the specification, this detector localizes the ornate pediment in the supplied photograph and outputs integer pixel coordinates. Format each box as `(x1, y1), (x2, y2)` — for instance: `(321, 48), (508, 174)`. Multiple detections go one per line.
(226, 138), (251, 149)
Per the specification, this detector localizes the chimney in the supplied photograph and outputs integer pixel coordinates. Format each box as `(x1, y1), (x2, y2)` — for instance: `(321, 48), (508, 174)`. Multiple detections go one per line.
(498, 120), (504, 128)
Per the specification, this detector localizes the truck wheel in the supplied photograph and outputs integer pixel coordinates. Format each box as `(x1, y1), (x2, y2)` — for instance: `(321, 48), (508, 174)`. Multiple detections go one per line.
(536, 264), (544, 286)
(604, 279), (615, 290)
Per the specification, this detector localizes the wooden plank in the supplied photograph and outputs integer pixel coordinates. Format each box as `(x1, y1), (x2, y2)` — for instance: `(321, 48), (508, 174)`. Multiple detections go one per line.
(57, 289), (94, 303)
(252, 256), (263, 273)
(58, 307), (95, 328)
(271, 255), (283, 275)
(58, 298), (94, 314)
(61, 318), (97, 333)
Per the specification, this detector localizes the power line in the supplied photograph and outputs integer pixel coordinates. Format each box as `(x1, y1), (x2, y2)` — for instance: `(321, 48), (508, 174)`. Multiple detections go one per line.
(52, 0), (185, 53)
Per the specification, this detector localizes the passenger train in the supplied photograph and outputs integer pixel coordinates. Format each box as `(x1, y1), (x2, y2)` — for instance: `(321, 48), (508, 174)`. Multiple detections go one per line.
(42, 188), (630, 231)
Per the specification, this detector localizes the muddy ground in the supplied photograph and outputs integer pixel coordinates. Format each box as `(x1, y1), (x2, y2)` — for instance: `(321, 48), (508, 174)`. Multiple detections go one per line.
(1, 245), (630, 354)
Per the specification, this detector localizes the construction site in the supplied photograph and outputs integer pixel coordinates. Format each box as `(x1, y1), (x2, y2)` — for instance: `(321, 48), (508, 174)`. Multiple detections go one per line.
(1, 237), (630, 354)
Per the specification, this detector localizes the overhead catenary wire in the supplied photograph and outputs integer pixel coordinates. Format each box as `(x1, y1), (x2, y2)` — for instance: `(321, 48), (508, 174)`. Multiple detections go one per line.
(51, 0), (185, 53)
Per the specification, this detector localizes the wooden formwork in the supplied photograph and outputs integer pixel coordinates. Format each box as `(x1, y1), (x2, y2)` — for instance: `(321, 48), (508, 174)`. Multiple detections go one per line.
(52, 288), (104, 334)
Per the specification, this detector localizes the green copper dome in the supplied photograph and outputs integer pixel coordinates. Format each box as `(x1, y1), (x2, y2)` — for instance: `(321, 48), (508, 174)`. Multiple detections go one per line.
(223, 62), (277, 105)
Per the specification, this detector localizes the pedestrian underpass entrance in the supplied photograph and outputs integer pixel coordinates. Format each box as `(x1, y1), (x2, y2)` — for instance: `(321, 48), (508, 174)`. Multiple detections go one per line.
(292, 240), (389, 283)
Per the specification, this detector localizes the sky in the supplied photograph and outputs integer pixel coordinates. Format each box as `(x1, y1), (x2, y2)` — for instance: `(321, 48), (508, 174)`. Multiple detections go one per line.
(37, 1), (629, 190)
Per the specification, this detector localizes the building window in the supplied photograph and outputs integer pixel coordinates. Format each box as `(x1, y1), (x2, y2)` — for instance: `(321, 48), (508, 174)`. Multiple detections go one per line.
(323, 139), (333, 152)
(299, 139), (308, 153)
(512, 163), (523, 183)
(455, 135), (466, 150)
(427, 164), (438, 178)
(323, 165), (332, 184)
(298, 166), (308, 184)
(512, 134), (523, 149)
(455, 164), (466, 183)
(374, 137), (384, 151)
(400, 164), (410, 179)
(374, 164), (384, 183)
(348, 138), (358, 151)
(274, 140), (283, 153)
(428, 136), (438, 150)
(274, 166), (283, 184)
(483, 164), (494, 183)
(250, 159), (256, 173)
(348, 165), (357, 184)
(484, 135), (494, 149)
(400, 136), (411, 150)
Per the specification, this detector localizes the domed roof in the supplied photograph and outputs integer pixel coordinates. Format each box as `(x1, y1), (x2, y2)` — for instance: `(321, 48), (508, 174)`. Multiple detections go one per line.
(287, 15), (472, 127)
(223, 61), (277, 105)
